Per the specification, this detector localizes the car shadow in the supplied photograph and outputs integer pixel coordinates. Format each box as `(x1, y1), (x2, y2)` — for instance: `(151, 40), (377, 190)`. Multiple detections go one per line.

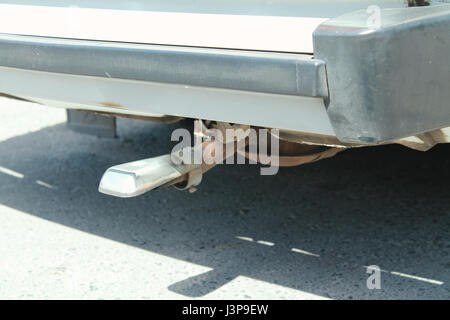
(0, 117), (449, 299)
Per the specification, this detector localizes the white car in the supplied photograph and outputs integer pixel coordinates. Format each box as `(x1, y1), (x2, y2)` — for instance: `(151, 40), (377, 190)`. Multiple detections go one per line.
(0, 0), (449, 196)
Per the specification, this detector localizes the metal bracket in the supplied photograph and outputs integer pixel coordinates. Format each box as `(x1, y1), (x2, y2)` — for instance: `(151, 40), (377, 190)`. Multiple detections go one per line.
(66, 109), (116, 138)
(171, 146), (203, 191)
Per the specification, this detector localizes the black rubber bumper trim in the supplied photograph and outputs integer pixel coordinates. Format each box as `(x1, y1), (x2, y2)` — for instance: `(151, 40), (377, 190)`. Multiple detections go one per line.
(0, 34), (328, 98)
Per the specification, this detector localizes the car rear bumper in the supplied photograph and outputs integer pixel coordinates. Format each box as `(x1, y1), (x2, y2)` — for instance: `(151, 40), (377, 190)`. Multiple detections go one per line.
(0, 3), (449, 143)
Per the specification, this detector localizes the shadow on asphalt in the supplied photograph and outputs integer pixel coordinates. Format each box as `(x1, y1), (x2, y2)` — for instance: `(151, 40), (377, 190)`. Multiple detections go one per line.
(0, 118), (449, 299)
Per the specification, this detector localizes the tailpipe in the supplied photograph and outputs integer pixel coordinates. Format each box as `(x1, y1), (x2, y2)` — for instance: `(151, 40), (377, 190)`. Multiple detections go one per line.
(98, 152), (202, 198)
(98, 119), (243, 198)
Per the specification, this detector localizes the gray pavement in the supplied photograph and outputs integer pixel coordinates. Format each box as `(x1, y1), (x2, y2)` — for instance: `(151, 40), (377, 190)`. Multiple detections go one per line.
(0, 97), (449, 299)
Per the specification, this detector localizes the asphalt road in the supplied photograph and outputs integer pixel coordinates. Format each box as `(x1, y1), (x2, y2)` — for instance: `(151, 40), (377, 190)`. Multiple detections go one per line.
(0, 97), (449, 299)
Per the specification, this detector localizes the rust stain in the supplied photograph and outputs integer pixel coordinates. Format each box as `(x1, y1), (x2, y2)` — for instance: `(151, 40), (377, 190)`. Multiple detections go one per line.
(99, 101), (124, 109)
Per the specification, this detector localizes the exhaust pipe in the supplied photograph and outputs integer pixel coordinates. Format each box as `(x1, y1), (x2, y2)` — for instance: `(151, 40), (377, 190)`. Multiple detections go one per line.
(98, 153), (202, 198)
(99, 120), (244, 198)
